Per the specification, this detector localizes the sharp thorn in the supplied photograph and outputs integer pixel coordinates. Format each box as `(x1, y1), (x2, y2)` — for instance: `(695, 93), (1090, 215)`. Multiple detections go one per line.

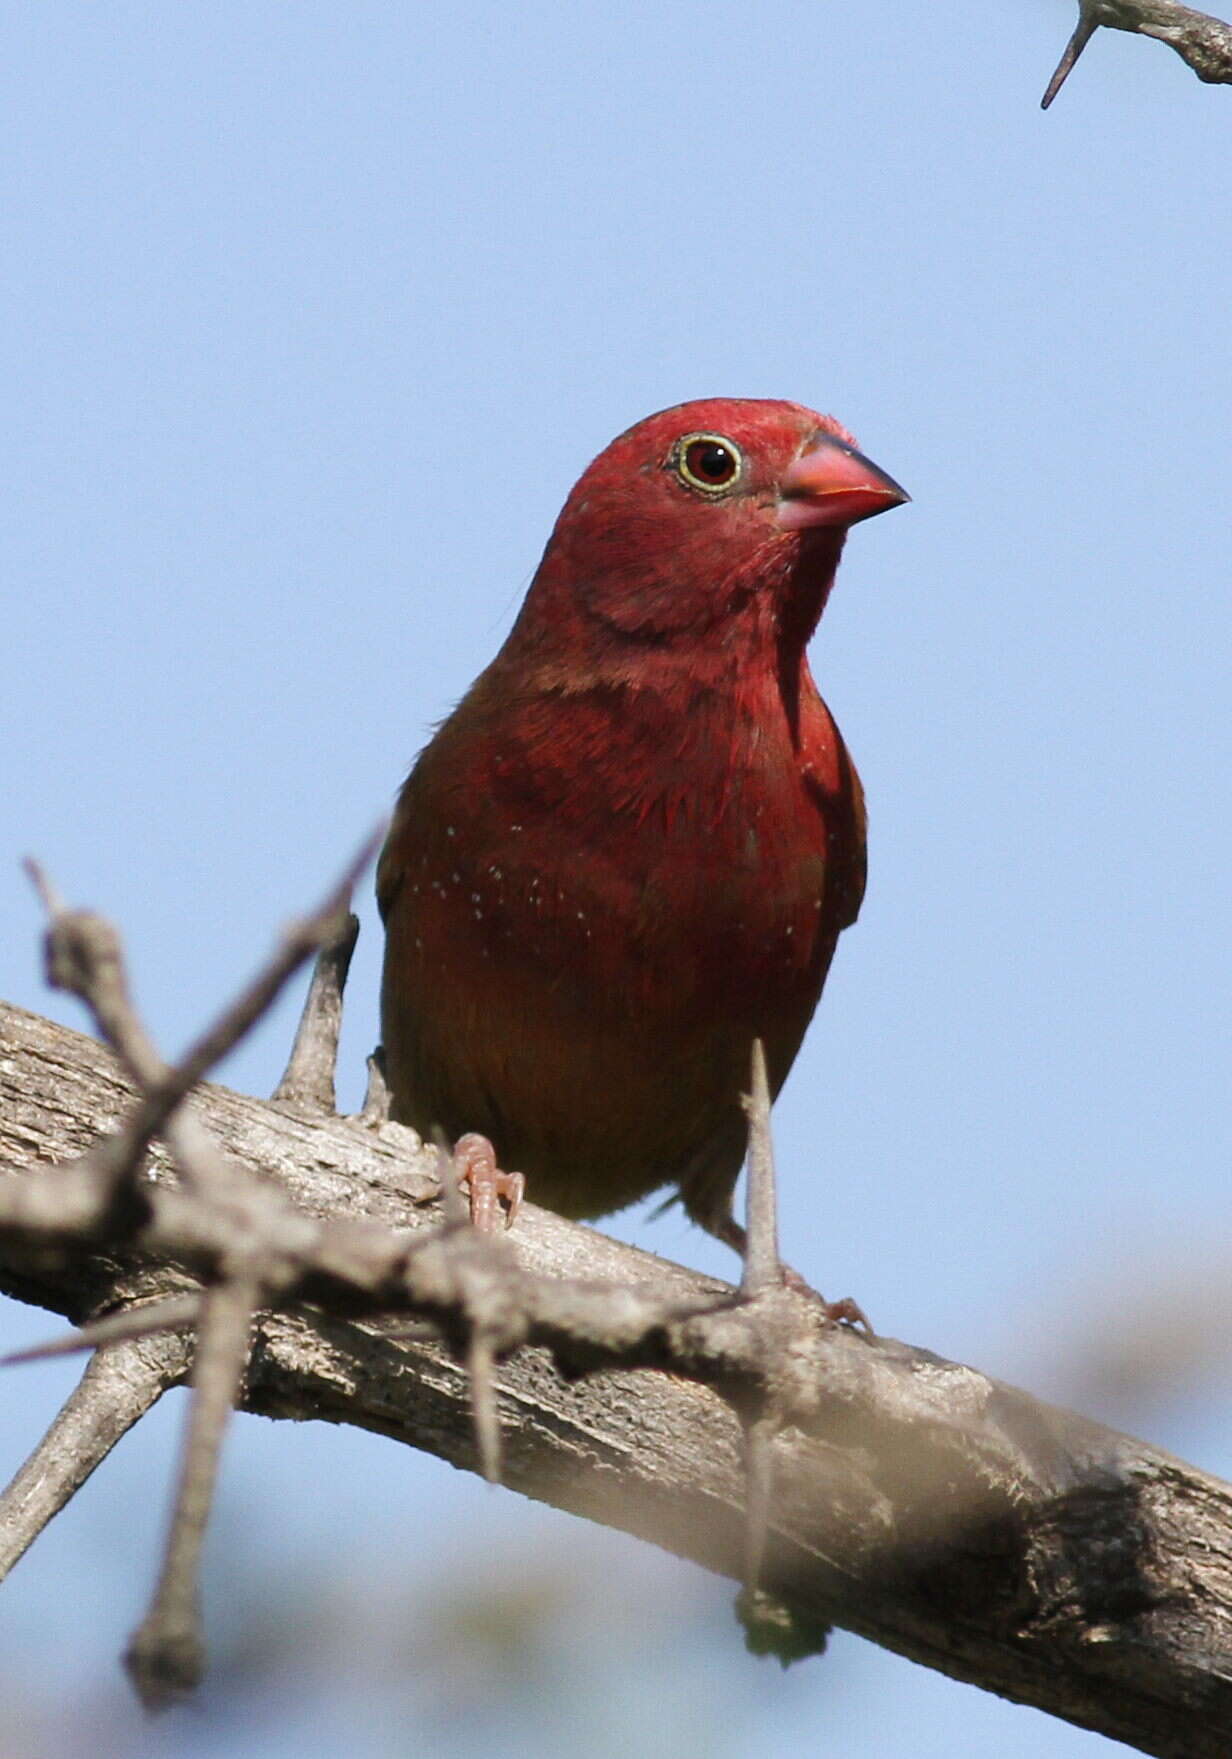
(740, 1039), (781, 1297)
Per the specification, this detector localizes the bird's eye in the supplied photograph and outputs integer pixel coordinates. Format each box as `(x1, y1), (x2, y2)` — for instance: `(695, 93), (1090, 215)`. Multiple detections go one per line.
(674, 433), (743, 496)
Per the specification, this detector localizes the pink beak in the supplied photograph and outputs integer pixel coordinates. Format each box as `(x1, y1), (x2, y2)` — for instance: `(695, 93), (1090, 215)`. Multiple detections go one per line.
(777, 433), (909, 532)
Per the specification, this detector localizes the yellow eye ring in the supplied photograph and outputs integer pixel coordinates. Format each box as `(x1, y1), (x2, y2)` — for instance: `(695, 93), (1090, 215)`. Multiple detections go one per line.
(673, 432), (744, 496)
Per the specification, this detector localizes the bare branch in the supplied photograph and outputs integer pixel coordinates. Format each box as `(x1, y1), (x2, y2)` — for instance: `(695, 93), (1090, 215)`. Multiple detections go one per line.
(14, 839), (379, 1706)
(1043, 0), (1232, 107)
(5, 1000), (1232, 1751)
(0, 1330), (191, 1582)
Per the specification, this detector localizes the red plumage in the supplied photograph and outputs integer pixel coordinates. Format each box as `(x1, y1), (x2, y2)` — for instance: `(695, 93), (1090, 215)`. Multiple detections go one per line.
(378, 397), (906, 1257)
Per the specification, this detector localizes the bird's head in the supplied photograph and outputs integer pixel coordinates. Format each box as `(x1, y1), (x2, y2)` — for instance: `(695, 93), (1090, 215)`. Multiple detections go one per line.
(512, 398), (907, 660)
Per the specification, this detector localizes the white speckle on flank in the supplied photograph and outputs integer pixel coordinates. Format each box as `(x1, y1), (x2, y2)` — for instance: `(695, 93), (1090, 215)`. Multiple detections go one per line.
(446, 825), (456, 837)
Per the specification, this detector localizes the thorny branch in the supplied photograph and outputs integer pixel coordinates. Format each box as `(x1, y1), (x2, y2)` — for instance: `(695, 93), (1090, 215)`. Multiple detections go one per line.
(1, 860), (1231, 1751)
(7, 836), (382, 1707)
(15, 830), (381, 1226)
(0, 1326), (192, 1583)
(1043, 0), (1232, 106)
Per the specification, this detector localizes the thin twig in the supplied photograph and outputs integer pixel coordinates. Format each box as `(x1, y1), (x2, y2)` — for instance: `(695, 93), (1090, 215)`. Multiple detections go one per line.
(23, 827), (385, 1205)
(24, 861), (163, 1090)
(124, 1279), (259, 1710)
(0, 1331), (192, 1583)
(2, 1295), (202, 1366)
(21, 859), (64, 919)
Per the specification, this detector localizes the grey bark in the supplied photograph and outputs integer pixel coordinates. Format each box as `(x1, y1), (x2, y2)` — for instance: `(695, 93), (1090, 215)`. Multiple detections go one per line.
(2, 997), (1232, 1754)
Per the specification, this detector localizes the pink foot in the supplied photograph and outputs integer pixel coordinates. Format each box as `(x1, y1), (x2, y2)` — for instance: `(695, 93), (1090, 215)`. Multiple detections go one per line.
(781, 1265), (872, 1332)
(453, 1132), (525, 1233)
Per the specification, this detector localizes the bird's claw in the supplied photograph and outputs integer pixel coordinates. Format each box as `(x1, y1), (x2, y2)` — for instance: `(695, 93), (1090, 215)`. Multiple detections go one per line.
(817, 1292), (873, 1335)
(453, 1132), (525, 1232)
(778, 1264), (872, 1335)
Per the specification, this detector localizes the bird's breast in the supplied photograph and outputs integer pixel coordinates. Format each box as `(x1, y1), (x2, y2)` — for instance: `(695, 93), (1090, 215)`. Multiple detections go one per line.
(392, 667), (860, 1024)
(379, 662), (864, 1214)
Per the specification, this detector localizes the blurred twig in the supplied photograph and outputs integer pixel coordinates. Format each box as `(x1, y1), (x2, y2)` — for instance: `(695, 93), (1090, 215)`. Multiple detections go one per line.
(126, 1278), (259, 1708)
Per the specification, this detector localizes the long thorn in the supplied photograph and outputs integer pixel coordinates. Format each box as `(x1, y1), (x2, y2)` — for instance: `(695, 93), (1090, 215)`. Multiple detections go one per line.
(1042, 9), (1099, 107)
(124, 1279), (258, 1710)
(740, 1040), (781, 1298)
(272, 912), (360, 1112)
(0, 1331), (191, 1584)
(36, 825), (385, 1202)
(358, 1048), (392, 1125)
(1, 1295), (202, 1366)
(21, 857), (64, 918)
(170, 823), (384, 1106)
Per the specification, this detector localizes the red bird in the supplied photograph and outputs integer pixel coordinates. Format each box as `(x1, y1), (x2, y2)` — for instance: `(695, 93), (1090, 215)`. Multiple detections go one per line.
(378, 398), (906, 1269)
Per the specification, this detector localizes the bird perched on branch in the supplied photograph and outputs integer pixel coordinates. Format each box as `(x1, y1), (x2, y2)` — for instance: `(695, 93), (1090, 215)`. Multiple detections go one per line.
(378, 397), (906, 1274)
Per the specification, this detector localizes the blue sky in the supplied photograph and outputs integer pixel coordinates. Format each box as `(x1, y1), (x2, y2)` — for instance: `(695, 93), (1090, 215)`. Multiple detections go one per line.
(2, 4), (1230, 1754)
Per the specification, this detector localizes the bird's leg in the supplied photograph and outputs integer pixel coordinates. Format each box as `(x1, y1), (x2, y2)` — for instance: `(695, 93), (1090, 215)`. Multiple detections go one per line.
(452, 1132), (525, 1233)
